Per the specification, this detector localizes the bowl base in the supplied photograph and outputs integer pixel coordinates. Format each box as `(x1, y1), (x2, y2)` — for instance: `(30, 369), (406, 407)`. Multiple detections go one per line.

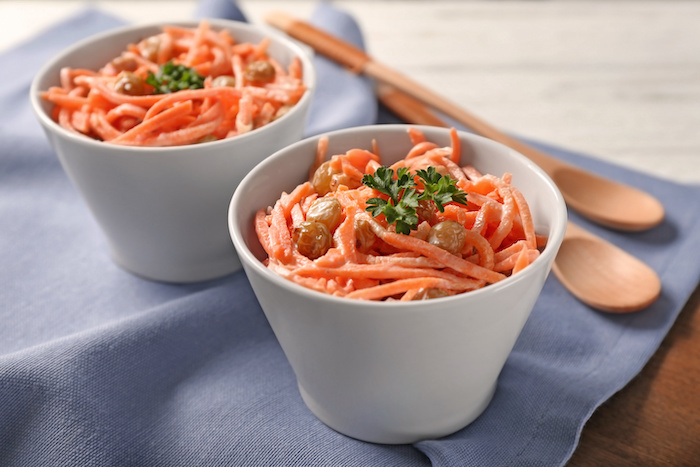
(297, 380), (497, 445)
(110, 250), (241, 284)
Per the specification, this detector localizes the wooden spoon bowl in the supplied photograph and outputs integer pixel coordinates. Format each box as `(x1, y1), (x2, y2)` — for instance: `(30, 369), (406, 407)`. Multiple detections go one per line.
(552, 222), (662, 313)
(503, 137), (666, 232)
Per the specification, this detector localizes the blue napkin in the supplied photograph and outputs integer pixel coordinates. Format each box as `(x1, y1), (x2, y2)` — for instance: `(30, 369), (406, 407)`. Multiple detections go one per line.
(1, 1), (699, 466)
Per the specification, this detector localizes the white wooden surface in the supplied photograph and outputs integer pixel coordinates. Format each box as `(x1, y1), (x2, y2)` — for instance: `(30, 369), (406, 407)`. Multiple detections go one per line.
(3, 0), (699, 184)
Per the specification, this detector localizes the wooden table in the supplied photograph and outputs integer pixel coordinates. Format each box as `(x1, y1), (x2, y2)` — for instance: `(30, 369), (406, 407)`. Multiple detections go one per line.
(570, 286), (700, 465)
(2, 1), (699, 465)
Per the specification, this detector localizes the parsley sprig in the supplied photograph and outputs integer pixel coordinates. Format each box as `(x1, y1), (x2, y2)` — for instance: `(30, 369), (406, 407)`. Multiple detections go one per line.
(415, 166), (469, 211)
(362, 166), (468, 235)
(145, 61), (205, 94)
(363, 167), (419, 235)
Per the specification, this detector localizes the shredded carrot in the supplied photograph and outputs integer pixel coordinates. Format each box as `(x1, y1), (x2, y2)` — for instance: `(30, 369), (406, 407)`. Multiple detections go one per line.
(449, 127), (461, 164)
(494, 246), (539, 273)
(484, 175), (516, 250)
(41, 20), (307, 147)
(254, 209), (273, 257)
(255, 128), (546, 301)
(512, 243), (536, 274)
(406, 141), (439, 159)
(280, 182), (314, 217)
(90, 110), (122, 141)
(407, 127), (427, 145)
(346, 277), (462, 301)
(110, 100), (194, 144)
(511, 185), (538, 249)
(308, 136), (329, 181)
(41, 89), (89, 111)
(332, 203), (359, 263)
(374, 225), (505, 285)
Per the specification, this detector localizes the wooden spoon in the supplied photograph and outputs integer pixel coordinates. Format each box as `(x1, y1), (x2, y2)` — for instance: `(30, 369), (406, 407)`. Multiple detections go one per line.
(373, 86), (665, 232)
(374, 86), (663, 312)
(266, 12), (665, 231)
(552, 222), (661, 312)
(373, 84), (662, 312)
(366, 83), (662, 311)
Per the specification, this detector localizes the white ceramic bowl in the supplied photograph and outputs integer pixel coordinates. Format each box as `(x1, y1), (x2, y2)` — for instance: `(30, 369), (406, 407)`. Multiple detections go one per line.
(30, 19), (315, 283)
(228, 125), (567, 444)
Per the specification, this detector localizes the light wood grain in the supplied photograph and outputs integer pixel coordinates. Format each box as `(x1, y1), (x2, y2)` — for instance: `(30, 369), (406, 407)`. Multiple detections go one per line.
(247, 1), (700, 184)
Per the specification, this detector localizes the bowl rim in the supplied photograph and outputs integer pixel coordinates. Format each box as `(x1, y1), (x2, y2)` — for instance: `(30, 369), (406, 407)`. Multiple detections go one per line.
(229, 124), (568, 309)
(28, 18), (317, 153)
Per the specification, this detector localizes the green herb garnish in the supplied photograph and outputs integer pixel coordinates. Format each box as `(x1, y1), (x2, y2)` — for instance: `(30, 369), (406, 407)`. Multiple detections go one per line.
(362, 166), (468, 235)
(363, 167), (420, 235)
(415, 166), (469, 212)
(145, 61), (205, 94)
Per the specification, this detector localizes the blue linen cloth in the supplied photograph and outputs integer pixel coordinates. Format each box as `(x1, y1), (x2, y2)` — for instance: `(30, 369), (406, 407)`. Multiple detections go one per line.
(1, 1), (699, 465)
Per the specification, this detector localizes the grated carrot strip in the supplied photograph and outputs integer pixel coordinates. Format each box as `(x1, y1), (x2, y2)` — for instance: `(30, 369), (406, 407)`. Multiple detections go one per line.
(268, 200), (293, 263)
(308, 136), (328, 181)
(407, 126), (427, 145)
(70, 109), (91, 134)
(513, 244), (537, 274)
(511, 185), (537, 249)
(484, 175), (516, 250)
(41, 91), (89, 111)
(280, 182), (314, 217)
(110, 100), (194, 144)
(406, 141), (439, 159)
(105, 103), (148, 123)
(449, 127), (461, 164)
(254, 208), (273, 257)
(345, 277), (476, 301)
(364, 215), (505, 284)
(139, 115), (223, 146)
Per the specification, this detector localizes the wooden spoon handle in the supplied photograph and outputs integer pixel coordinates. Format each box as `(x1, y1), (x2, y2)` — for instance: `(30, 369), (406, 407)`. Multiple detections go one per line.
(373, 75), (562, 173)
(266, 12), (567, 174)
(266, 11), (371, 73)
(375, 83), (447, 127)
(267, 12), (664, 231)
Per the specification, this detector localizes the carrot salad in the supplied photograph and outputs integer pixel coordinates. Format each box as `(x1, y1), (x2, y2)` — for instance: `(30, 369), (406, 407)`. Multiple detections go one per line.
(255, 128), (547, 301)
(41, 20), (307, 146)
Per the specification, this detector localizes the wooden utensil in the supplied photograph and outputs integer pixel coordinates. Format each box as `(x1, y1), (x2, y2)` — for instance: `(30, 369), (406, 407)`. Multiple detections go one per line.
(265, 12), (665, 232)
(375, 83), (662, 312)
(379, 83), (663, 311)
(552, 223), (661, 312)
